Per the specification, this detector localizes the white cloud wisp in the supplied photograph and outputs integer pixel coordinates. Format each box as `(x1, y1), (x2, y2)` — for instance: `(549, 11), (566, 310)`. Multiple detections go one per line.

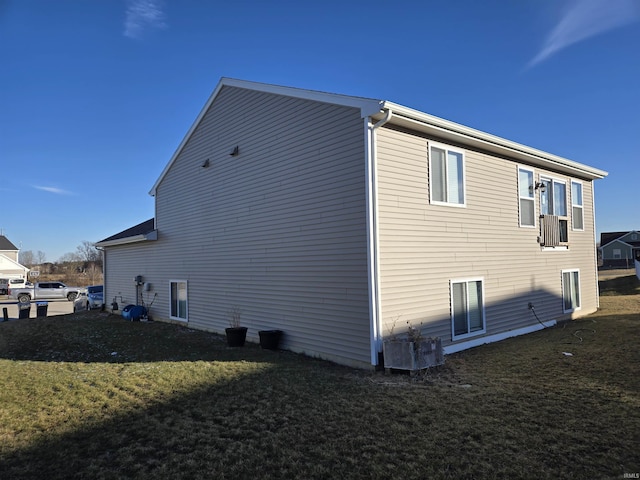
(33, 186), (74, 195)
(528, 0), (639, 68)
(124, 0), (167, 39)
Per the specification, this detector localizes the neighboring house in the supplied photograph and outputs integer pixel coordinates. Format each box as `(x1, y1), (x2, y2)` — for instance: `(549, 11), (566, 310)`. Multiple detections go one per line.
(600, 231), (640, 268)
(0, 235), (29, 280)
(97, 78), (608, 369)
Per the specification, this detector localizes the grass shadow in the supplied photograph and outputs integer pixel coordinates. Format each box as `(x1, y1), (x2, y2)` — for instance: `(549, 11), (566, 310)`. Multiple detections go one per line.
(1, 276), (639, 479)
(599, 274), (640, 296)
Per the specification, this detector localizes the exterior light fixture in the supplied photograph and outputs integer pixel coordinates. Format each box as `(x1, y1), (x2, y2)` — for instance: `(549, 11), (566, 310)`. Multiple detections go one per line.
(534, 182), (546, 192)
(201, 159), (210, 168)
(229, 146), (239, 156)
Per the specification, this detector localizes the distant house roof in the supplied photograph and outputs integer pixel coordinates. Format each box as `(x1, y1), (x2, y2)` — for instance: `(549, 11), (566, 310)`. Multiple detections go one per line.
(96, 219), (157, 248)
(600, 230), (640, 248)
(0, 235), (18, 251)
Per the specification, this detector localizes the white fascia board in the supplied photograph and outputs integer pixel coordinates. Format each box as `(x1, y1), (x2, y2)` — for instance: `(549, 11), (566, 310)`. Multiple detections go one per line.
(0, 253), (29, 271)
(377, 102), (608, 181)
(95, 231), (157, 248)
(220, 78), (384, 117)
(149, 78), (383, 196)
(149, 79), (228, 197)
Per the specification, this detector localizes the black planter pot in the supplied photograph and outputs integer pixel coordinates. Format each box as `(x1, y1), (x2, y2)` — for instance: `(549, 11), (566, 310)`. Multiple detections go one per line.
(225, 327), (248, 347)
(259, 330), (283, 350)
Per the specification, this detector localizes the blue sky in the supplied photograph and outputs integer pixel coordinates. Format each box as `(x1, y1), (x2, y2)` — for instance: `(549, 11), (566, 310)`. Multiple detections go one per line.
(1, 0), (638, 261)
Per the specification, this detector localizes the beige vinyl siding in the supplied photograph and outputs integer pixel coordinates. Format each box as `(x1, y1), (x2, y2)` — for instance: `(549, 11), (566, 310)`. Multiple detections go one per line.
(376, 126), (599, 348)
(1, 251), (19, 262)
(103, 245), (151, 311)
(147, 86), (370, 367)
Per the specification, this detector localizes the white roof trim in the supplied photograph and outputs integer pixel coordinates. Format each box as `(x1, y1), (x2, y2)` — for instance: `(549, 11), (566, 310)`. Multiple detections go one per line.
(600, 238), (634, 249)
(618, 230), (640, 242)
(377, 102), (607, 180)
(0, 253), (30, 272)
(149, 78), (383, 196)
(149, 78), (607, 196)
(95, 230), (157, 248)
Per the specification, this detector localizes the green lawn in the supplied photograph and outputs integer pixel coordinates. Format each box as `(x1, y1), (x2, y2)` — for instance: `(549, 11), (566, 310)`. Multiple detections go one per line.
(1, 275), (639, 479)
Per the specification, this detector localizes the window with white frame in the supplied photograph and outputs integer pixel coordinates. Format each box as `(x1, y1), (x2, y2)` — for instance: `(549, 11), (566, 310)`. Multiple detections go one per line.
(613, 249), (621, 259)
(540, 177), (569, 244)
(451, 278), (485, 339)
(170, 280), (188, 321)
(541, 177), (567, 216)
(430, 143), (465, 206)
(562, 270), (581, 313)
(571, 181), (584, 231)
(518, 167), (535, 227)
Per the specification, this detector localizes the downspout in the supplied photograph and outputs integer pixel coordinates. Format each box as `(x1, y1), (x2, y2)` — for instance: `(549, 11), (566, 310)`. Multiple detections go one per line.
(365, 108), (392, 366)
(592, 182), (600, 309)
(96, 246), (106, 311)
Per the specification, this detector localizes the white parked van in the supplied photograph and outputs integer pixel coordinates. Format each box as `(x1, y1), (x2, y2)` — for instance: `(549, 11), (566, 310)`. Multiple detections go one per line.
(7, 278), (28, 293)
(1, 278), (27, 295)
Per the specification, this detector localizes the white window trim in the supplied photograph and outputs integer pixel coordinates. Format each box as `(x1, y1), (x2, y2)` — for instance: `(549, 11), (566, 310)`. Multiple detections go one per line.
(540, 175), (570, 249)
(541, 245), (569, 252)
(561, 269), (581, 314)
(571, 180), (584, 232)
(540, 175), (568, 217)
(450, 277), (486, 341)
(169, 279), (188, 322)
(518, 166), (536, 228)
(429, 141), (467, 208)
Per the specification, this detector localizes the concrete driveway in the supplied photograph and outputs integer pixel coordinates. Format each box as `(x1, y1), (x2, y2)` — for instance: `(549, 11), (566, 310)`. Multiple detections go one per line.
(0, 297), (75, 321)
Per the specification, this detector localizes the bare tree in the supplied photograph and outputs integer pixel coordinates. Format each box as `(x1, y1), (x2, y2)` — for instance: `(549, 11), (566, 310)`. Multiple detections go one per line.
(36, 250), (46, 265)
(76, 241), (100, 263)
(58, 252), (83, 263)
(85, 264), (103, 285)
(19, 250), (34, 267)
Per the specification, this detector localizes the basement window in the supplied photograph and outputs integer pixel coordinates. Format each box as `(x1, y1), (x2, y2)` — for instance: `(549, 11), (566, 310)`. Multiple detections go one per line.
(451, 278), (486, 340)
(170, 280), (188, 321)
(562, 270), (581, 313)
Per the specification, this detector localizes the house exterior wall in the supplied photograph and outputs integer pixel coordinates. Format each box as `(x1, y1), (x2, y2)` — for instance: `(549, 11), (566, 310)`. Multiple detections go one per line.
(0, 254), (28, 279)
(601, 240), (635, 265)
(119, 86), (371, 368)
(0, 251), (19, 263)
(618, 231), (640, 244)
(601, 241), (632, 260)
(103, 246), (149, 309)
(375, 125), (599, 349)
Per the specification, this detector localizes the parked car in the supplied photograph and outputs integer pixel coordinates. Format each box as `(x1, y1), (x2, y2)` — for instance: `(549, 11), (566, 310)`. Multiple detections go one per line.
(73, 285), (104, 311)
(86, 285), (104, 309)
(1, 278), (31, 295)
(73, 288), (88, 311)
(9, 282), (81, 303)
